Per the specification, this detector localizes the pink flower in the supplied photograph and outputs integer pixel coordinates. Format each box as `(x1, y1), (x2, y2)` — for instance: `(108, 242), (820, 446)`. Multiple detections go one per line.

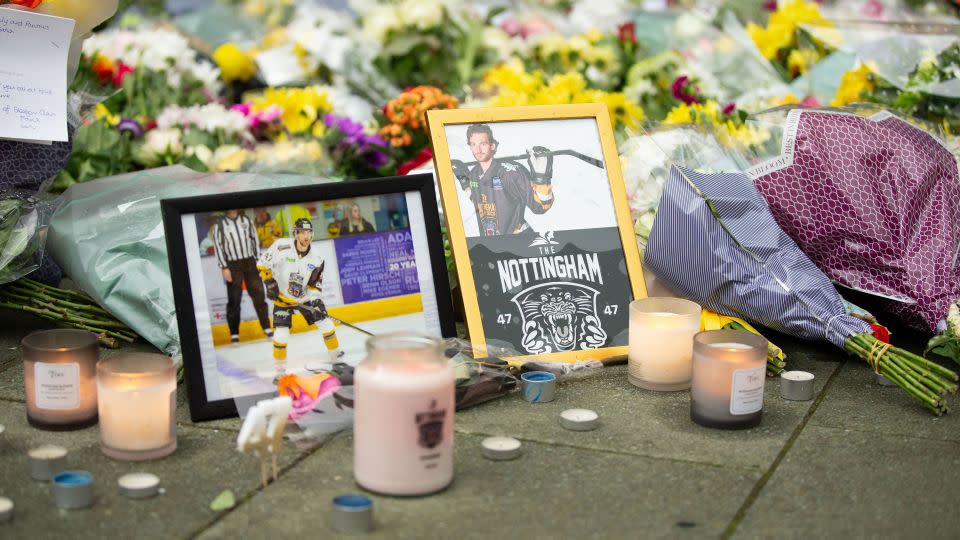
(722, 101), (737, 115)
(800, 95), (821, 107)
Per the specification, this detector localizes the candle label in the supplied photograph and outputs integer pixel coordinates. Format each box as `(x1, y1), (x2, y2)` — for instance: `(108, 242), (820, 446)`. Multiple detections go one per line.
(34, 362), (80, 410)
(730, 367), (765, 415)
(414, 400), (447, 470)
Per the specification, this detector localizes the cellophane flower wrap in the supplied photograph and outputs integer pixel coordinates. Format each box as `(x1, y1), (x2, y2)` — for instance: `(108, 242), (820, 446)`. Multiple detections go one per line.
(742, 106), (960, 336)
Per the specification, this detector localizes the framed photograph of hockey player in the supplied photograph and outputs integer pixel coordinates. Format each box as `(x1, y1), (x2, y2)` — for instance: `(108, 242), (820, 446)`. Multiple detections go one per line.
(427, 104), (647, 363)
(161, 174), (455, 421)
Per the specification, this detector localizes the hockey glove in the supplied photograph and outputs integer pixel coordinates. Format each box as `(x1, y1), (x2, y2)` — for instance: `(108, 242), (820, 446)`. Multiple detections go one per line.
(306, 299), (328, 319)
(452, 159), (472, 191)
(264, 278), (280, 301)
(307, 261), (325, 290)
(526, 146), (553, 185)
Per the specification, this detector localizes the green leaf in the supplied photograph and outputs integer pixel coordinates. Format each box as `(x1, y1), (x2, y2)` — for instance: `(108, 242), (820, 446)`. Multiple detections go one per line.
(209, 489), (236, 511)
(381, 34), (431, 57)
(74, 121), (122, 157)
(180, 154), (210, 173)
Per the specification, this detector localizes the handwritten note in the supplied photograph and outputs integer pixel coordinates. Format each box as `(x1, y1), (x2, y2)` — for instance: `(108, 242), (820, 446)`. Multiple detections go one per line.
(0, 9), (74, 143)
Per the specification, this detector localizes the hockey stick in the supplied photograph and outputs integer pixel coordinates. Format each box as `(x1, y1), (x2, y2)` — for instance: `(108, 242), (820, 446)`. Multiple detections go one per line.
(328, 315), (376, 337)
(453, 149), (605, 170)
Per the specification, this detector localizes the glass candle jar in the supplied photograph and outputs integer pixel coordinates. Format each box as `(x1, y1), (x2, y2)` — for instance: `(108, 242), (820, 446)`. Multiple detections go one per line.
(353, 332), (454, 496)
(690, 330), (768, 429)
(97, 353), (177, 461)
(22, 329), (99, 430)
(627, 297), (702, 391)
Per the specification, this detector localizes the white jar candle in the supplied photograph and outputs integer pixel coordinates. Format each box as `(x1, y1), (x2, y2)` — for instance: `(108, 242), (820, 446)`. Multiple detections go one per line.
(690, 330), (767, 429)
(628, 297), (702, 391)
(97, 353), (177, 461)
(353, 332), (454, 496)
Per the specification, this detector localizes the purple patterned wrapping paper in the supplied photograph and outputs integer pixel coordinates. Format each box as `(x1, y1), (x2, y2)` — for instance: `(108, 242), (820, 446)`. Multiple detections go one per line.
(748, 110), (960, 333)
(645, 166), (870, 348)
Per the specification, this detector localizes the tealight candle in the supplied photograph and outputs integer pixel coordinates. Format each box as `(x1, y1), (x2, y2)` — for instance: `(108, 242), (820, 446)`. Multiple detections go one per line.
(690, 330), (768, 429)
(28, 444), (68, 481)
(628, 297), (702, 391)
(354, 332), (455, 496)
(97, 353), (177, 461)
(559, 408), (600, 431)
(22, 329), (99, 430)
(481, 437), (522, 461)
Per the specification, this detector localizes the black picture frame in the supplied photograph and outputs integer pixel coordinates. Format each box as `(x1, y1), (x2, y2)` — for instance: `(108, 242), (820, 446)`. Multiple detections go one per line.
(161, 173), (456, 421)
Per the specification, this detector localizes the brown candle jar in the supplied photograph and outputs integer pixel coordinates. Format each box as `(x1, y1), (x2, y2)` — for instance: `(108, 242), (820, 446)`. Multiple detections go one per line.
(22, 329), (99, 430)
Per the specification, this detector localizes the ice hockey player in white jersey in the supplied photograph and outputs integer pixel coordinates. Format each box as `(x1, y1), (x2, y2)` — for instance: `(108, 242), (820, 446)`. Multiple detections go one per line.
(257, 217), (343, 379)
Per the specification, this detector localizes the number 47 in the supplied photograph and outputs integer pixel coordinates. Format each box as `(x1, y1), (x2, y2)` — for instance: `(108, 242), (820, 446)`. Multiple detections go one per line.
(603, 305), (618, 315)
(497, 313), (512, 325)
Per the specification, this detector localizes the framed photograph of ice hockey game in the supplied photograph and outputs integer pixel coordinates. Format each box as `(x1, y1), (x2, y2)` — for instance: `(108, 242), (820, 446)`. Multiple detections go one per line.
(161, 174), (456, 421)
(427, 104), (647, 363)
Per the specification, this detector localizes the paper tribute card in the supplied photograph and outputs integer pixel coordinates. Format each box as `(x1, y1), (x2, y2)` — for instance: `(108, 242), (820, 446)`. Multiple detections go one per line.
(0, 8), (74, 143)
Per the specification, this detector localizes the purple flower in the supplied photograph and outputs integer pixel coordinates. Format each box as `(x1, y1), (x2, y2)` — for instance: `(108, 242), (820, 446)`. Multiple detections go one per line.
(722, 102), (737, 116)
(116, 117), (144, 138)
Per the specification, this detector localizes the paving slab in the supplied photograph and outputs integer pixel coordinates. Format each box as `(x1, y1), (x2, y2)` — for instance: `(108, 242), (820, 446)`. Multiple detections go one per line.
(199, 432), (761, 540)
(455, 337), (843, 471)
(809, 360), (960, 442)
(0, 401), (315, 539)
(732, 424), (960, 539)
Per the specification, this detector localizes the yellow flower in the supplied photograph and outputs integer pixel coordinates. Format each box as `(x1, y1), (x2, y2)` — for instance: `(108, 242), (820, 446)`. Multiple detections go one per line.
(251, 86), (332, 136)
(664, 101), (768, 148)
(481, 59), (543, 95)
(584, 28), (603, 44)
(831, 64), (875, 107)
(215, 148), (249, 172)
(787, 48), (820, 76)
(95, 103), (119, 126)
(262, 28), (289, 49)
(597, 92), (644, 132)
(213, 43), (257, 83)
(747, 0), (830, 60)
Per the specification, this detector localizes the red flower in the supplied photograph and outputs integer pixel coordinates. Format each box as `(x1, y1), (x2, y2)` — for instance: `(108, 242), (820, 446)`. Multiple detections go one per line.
(617, 22), (637, 45)
(10, 0), (43, 7)
(722, 101), (737, 115)
(113, 63), (134, 87)
(397, 147), (433, 176)
(870, 324), (891, 344)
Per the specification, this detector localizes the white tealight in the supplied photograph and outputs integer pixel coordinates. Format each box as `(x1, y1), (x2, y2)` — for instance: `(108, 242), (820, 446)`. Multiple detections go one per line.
(481, 437), (522, 461)
(780, 370), (815, 401)
(28, 444), (68, 481)
(118, 472), (161, 499)
(559, 409), (600, 431)
(0, 496), (12, 523)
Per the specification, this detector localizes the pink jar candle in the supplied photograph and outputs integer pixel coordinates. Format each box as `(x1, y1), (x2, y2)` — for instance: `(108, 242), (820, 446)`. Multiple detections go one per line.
(353, 333), (454, 496)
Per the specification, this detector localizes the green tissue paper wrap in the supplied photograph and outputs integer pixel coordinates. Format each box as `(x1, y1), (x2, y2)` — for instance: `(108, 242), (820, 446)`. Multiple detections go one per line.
(47, 166), (331, 358)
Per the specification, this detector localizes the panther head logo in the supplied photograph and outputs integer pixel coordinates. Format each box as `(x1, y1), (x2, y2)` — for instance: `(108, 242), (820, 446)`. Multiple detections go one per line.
(511, 283), (607, 354)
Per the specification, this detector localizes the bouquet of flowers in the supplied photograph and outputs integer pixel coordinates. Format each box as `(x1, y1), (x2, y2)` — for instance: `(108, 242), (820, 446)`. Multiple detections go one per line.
(742, 106), (960, 366)
(646, 165), (958, 415)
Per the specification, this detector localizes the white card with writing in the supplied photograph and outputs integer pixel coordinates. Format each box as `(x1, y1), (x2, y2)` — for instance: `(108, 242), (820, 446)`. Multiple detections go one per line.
(0, 9), (75, 143)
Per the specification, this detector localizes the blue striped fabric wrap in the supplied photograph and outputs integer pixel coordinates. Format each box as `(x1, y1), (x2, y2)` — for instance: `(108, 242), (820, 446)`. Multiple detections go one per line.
(645, 166), (870, 348)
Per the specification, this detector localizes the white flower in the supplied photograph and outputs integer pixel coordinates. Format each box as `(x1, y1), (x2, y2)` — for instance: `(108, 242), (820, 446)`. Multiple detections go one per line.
(362, 5), (402, 44)
(400, 0), (445, 30)
(134, 128), (183, 167)
(566, 0), (630, 34)
(481, 26), (524, 62)
(624, 78), (656, 102)
(947, 303), (960, 336)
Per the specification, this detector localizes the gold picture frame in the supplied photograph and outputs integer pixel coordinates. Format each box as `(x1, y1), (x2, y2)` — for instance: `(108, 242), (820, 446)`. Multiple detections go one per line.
(428, 103), (647, 362)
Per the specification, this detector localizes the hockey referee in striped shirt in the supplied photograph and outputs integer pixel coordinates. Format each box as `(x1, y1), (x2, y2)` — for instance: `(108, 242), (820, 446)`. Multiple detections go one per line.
(213, 209), (273, 343)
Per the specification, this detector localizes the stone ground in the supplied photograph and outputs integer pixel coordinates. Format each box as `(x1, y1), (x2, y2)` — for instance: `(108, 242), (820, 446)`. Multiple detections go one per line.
(1, 312), (958, 539)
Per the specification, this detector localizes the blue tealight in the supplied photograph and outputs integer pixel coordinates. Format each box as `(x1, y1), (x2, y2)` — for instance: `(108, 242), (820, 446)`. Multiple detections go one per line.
(333, 494), (373, 509)
(53, 471), (93, 486)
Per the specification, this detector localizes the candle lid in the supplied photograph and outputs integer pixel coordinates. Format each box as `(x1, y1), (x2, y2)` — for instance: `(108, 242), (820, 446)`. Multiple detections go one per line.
(51, 470), (94, 510)
(559, 409), (600, 431)
(0, 496), (12, 523)
(481, 437), (522, 461)
(331, 494), (374, 534)
(118, 472), (160, 499)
